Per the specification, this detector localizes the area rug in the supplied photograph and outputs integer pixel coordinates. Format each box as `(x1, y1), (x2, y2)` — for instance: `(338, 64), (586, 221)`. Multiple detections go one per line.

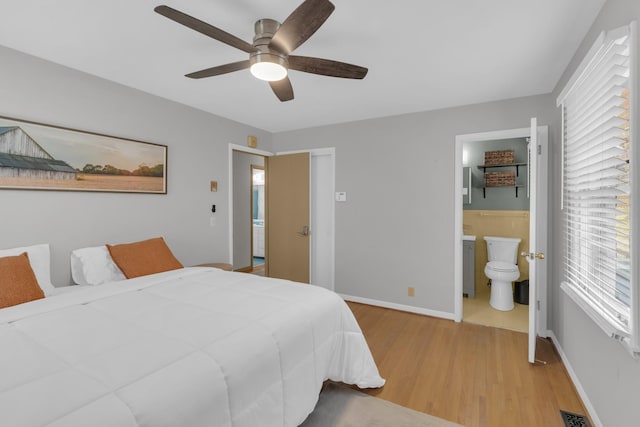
(300, 383), (463, 427)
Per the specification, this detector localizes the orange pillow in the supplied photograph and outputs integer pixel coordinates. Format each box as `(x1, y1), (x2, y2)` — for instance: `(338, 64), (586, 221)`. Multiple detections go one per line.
(107, 237), (183, 279)
(0, 252), (45, 309)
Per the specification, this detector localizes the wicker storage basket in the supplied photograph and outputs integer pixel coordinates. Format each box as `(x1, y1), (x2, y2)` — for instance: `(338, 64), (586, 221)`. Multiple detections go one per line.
(484, 171), (516, 187)
(484, 150), (515, 166)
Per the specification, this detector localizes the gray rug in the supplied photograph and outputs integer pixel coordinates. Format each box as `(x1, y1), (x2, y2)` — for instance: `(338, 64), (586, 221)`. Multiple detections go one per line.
(300, 383), (463, 427)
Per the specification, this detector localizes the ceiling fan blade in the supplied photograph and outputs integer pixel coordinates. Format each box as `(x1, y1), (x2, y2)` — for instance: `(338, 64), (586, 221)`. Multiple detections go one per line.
(269, 0), (335, 55)
(269, 77), (294, 102)
(185, 60), (250, 79)
(154, 5), (256, 54)
(288, 56), (368, 79)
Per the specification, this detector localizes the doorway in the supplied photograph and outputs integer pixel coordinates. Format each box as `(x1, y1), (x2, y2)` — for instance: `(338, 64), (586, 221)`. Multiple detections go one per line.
(461, 137), (530, 332)
(231, 149), (265, 273)
(228, 144), (336, 289)
(454, 121), (549, 362)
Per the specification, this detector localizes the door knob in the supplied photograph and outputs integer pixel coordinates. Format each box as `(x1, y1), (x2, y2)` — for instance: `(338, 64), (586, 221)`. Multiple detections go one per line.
(521, 251), (545, 260)
(298, 226), (310, 236)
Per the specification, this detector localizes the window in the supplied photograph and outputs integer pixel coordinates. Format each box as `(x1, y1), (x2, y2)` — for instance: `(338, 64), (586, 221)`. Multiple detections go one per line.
(557, 22), (639, 357)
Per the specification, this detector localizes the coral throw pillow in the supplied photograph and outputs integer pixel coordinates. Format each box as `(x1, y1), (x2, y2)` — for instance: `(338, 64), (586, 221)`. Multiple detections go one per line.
(107, 237), (183, 279)
(0, 252), (46, 309)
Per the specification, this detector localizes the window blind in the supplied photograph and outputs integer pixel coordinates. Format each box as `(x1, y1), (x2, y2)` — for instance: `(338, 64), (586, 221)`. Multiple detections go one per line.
(559, 23), (636, 350)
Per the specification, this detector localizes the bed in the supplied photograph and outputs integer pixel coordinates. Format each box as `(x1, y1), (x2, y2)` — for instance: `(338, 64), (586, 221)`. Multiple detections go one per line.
(0, 253), (384, 427)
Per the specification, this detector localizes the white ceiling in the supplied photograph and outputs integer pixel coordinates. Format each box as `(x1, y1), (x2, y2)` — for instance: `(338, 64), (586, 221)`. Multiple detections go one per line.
(0, 0), (605, 133)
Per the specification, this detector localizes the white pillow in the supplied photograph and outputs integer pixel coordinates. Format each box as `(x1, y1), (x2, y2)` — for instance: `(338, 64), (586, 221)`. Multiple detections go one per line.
(0, 243), (55, 295)
(70, 245), (125, 286)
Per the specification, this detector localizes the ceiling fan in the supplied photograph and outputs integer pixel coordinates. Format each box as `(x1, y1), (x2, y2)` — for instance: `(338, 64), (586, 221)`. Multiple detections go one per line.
(154, 0), (367, 102)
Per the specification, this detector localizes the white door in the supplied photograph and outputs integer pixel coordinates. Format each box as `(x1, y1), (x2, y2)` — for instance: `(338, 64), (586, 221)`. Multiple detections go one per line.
(527, 117), (541, 364)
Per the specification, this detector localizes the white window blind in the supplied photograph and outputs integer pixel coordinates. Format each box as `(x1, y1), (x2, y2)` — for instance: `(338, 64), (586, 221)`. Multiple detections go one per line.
(557, 22), (638, 357)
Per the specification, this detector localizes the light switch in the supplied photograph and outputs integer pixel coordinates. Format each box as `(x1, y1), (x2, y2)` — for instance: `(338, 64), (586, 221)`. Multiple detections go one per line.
(335, 192), (347, 202)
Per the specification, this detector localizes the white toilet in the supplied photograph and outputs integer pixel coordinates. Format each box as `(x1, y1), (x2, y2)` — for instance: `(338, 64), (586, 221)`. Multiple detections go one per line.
(484, 236), (521, 311)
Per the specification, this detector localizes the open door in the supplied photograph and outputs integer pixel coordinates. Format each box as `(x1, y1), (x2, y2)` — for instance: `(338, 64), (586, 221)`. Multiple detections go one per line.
(526, 117), (545, 364)
(266, 152), (310, 283)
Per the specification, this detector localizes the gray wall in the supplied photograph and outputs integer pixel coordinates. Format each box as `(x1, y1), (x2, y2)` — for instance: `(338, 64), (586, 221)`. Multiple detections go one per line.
(3, 1), (639, 423)
(273, 94), (555, 314)
(232, 151), (264, 270)
(464, 138), (530, 210)
(0, 45), (272, 286)
(548, 1), (640, 426)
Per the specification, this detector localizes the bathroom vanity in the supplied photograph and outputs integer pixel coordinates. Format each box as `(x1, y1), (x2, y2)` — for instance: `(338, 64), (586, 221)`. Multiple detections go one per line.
(463, 235), (476, 298)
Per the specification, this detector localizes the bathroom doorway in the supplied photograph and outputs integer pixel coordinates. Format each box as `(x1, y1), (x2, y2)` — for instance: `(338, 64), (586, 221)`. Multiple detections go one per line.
(461, 136), (531, 333)
(454, 120), (549, 363)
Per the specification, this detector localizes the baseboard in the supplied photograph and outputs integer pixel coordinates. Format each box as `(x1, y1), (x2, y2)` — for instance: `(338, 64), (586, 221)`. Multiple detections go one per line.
(548, 331), (603, 427)
(339, 294), (456, 321)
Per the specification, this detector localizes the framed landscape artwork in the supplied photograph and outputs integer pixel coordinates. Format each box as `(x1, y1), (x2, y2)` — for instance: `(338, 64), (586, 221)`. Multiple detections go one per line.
(0, 116), (167, 194)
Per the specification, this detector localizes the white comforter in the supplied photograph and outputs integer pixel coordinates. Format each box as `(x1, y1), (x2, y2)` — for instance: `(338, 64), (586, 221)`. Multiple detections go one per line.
(0, 267), (384, 427)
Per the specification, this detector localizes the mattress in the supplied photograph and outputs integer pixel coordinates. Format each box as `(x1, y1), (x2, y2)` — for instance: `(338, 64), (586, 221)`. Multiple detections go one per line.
(0, 267), (384, 427)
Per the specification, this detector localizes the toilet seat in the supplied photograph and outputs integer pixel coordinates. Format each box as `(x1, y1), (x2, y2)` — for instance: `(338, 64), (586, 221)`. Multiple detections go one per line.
(486, 261), (518, 273)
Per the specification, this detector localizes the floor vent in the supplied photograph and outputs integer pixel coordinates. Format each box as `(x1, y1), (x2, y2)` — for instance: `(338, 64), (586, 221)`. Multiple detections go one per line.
(560, 410), (591, 427)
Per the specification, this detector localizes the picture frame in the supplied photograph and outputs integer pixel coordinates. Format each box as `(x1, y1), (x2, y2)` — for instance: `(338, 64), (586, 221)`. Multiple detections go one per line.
(0, 115), (167, 194)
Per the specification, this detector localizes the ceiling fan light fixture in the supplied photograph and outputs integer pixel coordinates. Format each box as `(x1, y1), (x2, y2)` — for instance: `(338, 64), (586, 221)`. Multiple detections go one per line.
(250, 51), (288, 81)
(250, 62), (288, 81)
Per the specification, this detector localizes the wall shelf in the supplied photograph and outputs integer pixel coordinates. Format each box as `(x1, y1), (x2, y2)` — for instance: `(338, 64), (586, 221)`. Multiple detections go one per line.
(482, 184), (526, 198)
(478, 163), (528, 198)
(477, 162), (528, 176)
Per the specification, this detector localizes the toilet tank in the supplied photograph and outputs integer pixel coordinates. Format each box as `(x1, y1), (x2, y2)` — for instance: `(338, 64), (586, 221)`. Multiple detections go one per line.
(484, 236), (521, 264)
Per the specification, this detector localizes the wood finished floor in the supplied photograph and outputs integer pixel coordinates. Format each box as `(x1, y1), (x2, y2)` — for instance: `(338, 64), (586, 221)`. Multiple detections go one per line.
(347, 302), (591, 427)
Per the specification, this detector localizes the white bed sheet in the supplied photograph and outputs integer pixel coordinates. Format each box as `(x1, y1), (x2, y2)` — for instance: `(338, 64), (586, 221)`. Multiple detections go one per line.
(0, 267), (384, 427)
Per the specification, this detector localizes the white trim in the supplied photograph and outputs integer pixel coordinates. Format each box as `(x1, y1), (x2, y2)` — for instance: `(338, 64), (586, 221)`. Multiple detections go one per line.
(548, 331), (604, 427)
(228, 144), (274, 266)
(276, 147), (335, 156)
(340, 294), (457, 321)
(454, 139), (463, 322)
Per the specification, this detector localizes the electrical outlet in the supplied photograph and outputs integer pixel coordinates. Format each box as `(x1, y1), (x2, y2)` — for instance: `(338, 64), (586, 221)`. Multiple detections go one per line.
(408, 287), (415, 297)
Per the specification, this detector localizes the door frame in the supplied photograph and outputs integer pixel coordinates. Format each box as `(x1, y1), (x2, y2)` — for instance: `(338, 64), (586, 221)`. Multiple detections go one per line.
(228, 144), (336, 289)
(276, 148), (336, 290)
(453, 125), (549, 338)
(228, 144), (273, 267)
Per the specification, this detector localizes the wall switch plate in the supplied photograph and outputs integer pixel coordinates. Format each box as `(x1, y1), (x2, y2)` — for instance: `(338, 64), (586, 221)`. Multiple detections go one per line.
(335, 192), (347, 202)
(210, 181), (218, 192)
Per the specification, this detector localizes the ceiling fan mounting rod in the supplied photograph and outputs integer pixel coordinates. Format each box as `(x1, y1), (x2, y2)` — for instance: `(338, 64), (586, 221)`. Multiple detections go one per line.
(251, 19), (288, 68)
(253, 19), (281, 46)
